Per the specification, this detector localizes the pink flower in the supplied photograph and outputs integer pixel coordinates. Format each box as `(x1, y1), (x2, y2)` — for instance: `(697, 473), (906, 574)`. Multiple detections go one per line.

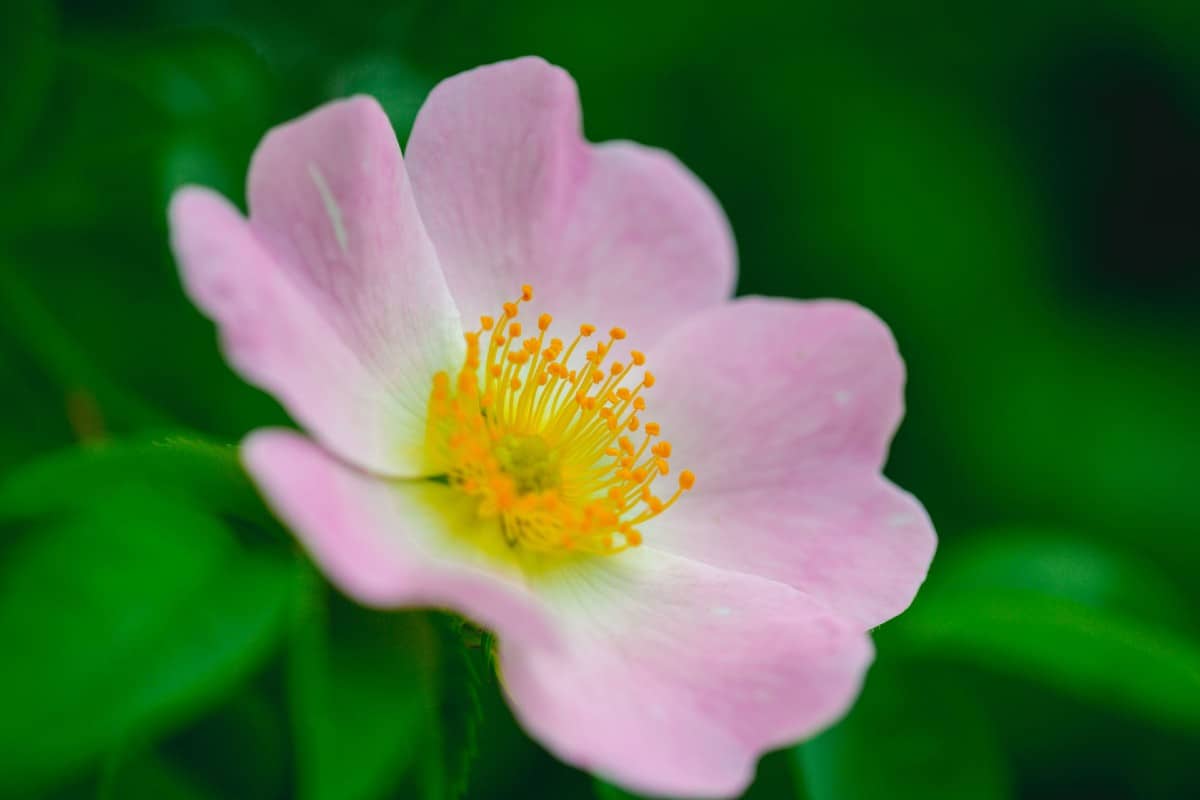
(168, 57), (935, 798)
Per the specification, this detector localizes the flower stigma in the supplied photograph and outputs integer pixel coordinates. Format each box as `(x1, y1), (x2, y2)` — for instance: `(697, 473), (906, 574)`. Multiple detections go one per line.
(426, 285), (694, 557)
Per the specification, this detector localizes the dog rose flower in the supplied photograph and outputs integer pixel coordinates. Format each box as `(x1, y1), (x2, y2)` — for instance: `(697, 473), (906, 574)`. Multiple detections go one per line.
(169, 57), (935, 798)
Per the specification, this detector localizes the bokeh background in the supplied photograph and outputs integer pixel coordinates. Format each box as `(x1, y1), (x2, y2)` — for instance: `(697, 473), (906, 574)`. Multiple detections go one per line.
(2, 1), (1198, 798)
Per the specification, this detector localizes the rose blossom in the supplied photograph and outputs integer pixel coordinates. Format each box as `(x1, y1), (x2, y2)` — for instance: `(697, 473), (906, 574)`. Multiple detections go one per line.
(168, 57), (936, 798)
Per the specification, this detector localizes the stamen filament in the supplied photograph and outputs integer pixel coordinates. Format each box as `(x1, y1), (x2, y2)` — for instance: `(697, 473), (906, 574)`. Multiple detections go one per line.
(425, 286), (693, 556)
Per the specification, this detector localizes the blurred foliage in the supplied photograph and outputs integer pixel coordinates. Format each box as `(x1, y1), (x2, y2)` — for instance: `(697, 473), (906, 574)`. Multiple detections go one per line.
(0, 0), (1198, 798)
(800, 660), (1010, 800)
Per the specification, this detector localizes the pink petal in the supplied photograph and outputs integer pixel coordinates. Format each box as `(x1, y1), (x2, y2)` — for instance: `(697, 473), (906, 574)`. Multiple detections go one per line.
(170, 96), (463, 476)
(642, 298), (936, 628)
(405, 57), (735, 346)
(500, 549), (872, 798)
(242, 429), (559, 649)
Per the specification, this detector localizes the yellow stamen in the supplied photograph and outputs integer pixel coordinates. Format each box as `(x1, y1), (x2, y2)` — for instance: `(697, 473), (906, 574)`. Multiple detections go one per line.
(425, 285), (693, 557)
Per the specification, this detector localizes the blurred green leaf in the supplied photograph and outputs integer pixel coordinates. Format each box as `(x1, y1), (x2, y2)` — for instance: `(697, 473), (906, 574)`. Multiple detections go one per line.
(594, 779), (646, 800)
(288, 590), (434, 800)
(799, 662), (1010, 800)
(0, 266), (172, 432)
(157, 686), (292, 800)
(892, 532), (1200, 727)
(0, 484), (302, 794)
(327, 53), (432, 141)
(101, 751), (218, 800)
(782, 56), (1200, 548)
(0, 334), (74, 471)
(0, 433), (270, 528)
(593, 779), (686, 800)
(414, 615), (485, 800)
(0, 0), (56, 169)
(0, 29), (287, 442)
(923, 532), (1193, 629)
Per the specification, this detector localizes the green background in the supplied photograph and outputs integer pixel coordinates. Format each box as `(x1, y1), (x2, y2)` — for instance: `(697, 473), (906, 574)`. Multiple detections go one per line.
(2, 1), (1198, 798)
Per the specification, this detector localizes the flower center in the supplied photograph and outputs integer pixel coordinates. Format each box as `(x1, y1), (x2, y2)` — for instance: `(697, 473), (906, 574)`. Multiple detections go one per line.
(426, 285), (694, 557)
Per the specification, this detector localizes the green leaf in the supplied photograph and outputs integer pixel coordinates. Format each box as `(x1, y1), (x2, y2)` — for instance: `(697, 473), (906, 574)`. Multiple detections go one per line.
(799, 662), (1011, 800)
(0, 32), (287, 441)
(802, 63), (1200, 548)
(0, 332), (75, 472)
(0, 0), (55, 169)
(325, 54), (433, 140)
(891, 533), (1200, 727)
(0, 267), (172, 432)
(101, 751), (218, 800)
(288, 590), (435, 800)
(919, 532), (1192, 628)
(594, 779), (646, 799)
(413, 615), (485, 800)
(0, 434), (271, 529)
(157, 687), (291, 800)
(594, 779), (683, 800)
(0, 484), (302, 794)
(287, 599), (487, 800)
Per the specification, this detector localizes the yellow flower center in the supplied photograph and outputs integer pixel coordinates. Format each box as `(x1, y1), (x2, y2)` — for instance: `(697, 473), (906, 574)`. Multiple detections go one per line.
(426, 285), (694, 557)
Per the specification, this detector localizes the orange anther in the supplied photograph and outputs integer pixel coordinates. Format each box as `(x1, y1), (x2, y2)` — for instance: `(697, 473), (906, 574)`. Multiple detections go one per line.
(431, 283), (694, 558)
